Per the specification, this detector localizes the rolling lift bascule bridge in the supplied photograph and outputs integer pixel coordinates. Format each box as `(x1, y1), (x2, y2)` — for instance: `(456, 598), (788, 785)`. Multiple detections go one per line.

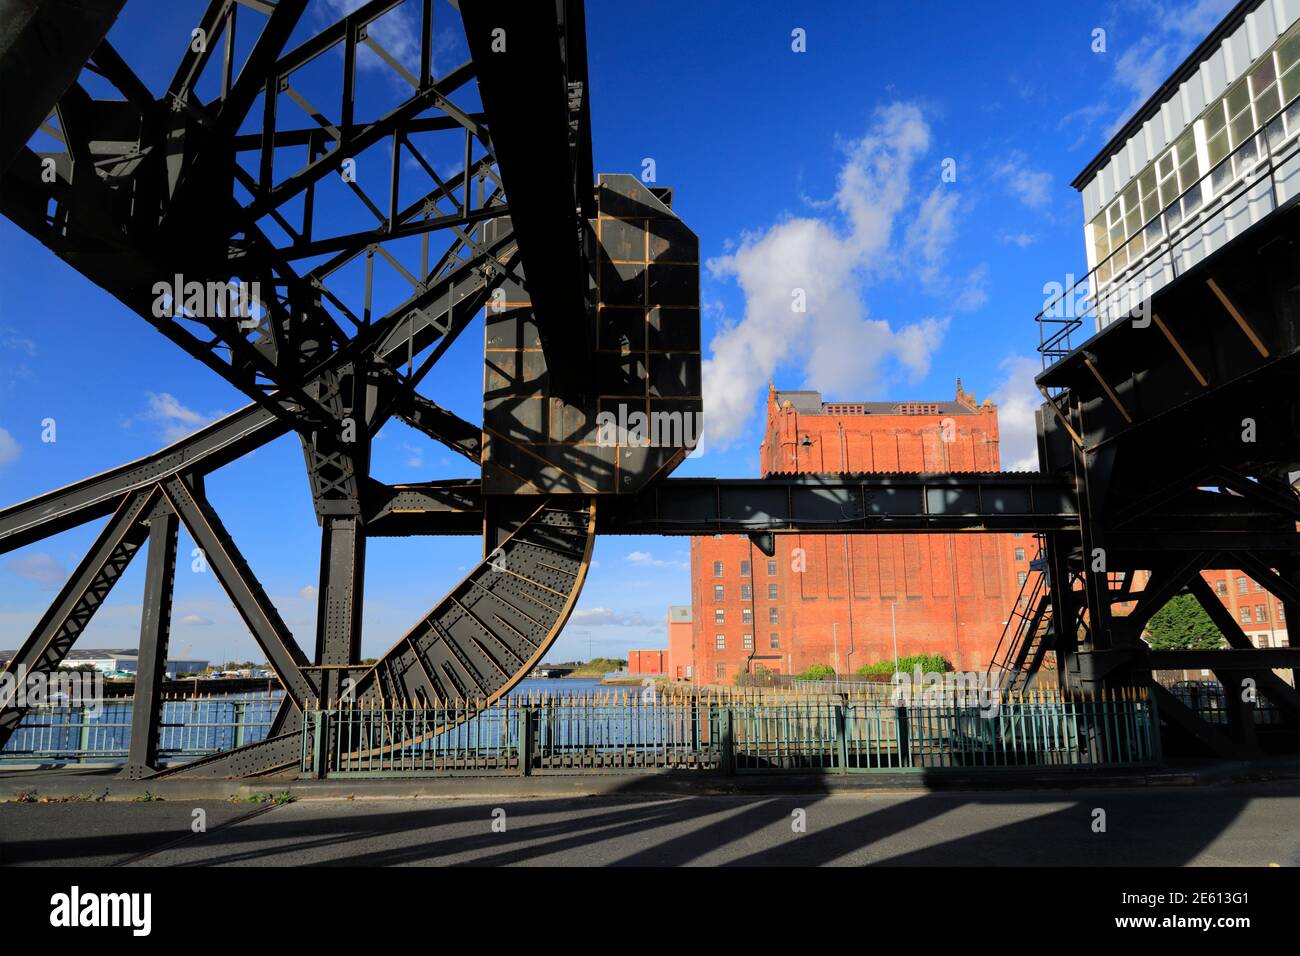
(0, 0), (1296, 778)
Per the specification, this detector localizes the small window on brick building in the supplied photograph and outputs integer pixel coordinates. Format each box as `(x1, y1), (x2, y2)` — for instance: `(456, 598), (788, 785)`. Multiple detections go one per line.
(743, 633), (753, 650)
(769, 607), (780, 624)
(740, 560), (750, 577)
(715, 662), (727, 680)
(1239, 607), (1251, 623)
(769, 633), (780, 649)
(767, 560), (777, 576)
(1254, 580), (1263, 591)
(1237, 576), (1248, 593)
(714, 585), (724, 601)
(1256, 604), (1267, 623)
(1017, 571), (1028, 587)
(1015, 548), (1025, 561)
(741, 584), (752, 601)
(713, 561), (724, 578)
(768, 584), (778, 600)
(1279, 604), (1286, 622)
(715, 608), (725, 625)
(742, 608), (752, 624)
(1216, 580), (1227, 596)
(715, 633), (725, 649)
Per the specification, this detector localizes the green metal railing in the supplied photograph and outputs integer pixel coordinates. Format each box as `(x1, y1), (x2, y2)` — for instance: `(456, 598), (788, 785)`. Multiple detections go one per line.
(0, 692), (283, 764)
(302, 688), (1155, 778)
(304, 694), (724, 776)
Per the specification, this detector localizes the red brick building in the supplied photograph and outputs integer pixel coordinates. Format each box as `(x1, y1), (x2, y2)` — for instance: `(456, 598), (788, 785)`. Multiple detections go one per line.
(666, 606), (693, 680)
(678, 382), (1033, 683)
(626, 649), (668, 675)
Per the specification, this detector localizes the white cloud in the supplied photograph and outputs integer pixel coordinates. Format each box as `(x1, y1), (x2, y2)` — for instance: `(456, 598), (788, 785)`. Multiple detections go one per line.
(999, 231), (1039, 248)
(298, 585), (318, 601)
(124, 392), (218, 444)
(704, 103), (972, 448)
(5, 551), (67, 589)
(178, 614), (213, 626)
(989, 355), (1043, 472)
(0, 327), (36, 356)
(0, 427), (19, 468)
(319, 0), (421, 79)
(626, 550), (689, 570)
(403, 443), (425, 469)
(992, 150), (1053, 209)
(1073, 0), (1237, 143)
(571, 606), (655, 628)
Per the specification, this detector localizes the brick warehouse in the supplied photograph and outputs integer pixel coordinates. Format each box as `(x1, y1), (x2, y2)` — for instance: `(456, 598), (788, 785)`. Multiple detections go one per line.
(666, 383), (1038, 683)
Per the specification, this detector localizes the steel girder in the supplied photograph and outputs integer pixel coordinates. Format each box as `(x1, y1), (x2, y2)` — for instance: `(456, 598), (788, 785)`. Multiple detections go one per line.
(1026, 185), (1300, 756)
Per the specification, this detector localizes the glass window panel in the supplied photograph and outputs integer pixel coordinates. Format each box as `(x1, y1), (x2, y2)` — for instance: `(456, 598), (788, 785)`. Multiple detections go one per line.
(1142, 216), (1163, 247)
(1235, 135), (1259, 172)
(1180, 182), (1202, 217)
(1255, 85), (1280, 121)
(1206, 128), (1230, 167)
(1126, 230), (1144, 258)
(1094, 229), (1109, 260)
(1283, 97), (1300, 145)
(1173, 130), (1195, 163)
(1230, 109), (1255, 145)
(1165, 201), (1183, 232)
(1227, 82), (1250, 118)
(1282, 67), (1300, 108)
(1121, 182), (1139, 212)
(1204, 101), (1226, 134)
(1124, 206), (1141, 235)
(1138, 167), (1157, 199)
(1158, 174), (1179, 208)
(1097, 260), (1111, 284)
(1280, 32), (1300, 73)
(1157, 153), (1174, 179)
(1251, 56), (1277, 91)
(1210, 158), (1233, 195)
(1177, 155), (1198, 190)
(1266, 111), (1287, 150)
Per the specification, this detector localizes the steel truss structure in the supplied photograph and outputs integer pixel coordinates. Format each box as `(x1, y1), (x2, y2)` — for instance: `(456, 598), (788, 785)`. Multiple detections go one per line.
(0, 0), (1295, 776)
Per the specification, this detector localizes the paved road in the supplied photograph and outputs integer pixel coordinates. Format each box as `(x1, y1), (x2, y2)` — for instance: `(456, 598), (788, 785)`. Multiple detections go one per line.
(2, 781), (1297, 866)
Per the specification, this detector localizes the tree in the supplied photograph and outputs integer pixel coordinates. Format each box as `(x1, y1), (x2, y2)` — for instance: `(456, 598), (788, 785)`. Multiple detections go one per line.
(1145, 591), (1226, 650)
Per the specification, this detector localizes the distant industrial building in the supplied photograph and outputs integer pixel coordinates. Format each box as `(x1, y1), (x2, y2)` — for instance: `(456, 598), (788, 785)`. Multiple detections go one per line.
(634, 383), (1033, 683)
(0, 648), (208, 678)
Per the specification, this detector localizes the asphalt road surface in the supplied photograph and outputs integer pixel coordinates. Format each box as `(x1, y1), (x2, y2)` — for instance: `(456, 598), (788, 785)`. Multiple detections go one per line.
(2, 780), (1297, 866)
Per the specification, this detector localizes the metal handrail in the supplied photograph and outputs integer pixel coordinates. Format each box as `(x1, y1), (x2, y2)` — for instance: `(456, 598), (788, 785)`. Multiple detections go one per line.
(1036, 94), (1300, 369)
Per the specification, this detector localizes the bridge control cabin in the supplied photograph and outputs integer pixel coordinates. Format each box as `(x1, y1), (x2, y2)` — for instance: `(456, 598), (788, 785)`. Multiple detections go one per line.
(1030, 0), (1300, 757)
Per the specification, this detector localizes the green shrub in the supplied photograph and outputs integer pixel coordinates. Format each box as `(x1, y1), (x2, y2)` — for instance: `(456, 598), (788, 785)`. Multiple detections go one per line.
(795, 663), (837, 681)
(857, 654), (952, 676)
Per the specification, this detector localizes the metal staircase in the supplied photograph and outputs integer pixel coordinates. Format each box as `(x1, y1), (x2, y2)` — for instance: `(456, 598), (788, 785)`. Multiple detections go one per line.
(989, 563), (1055, 691)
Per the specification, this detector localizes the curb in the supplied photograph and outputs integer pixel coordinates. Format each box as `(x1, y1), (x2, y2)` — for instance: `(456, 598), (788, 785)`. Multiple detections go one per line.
(3, 758), (1295, 802)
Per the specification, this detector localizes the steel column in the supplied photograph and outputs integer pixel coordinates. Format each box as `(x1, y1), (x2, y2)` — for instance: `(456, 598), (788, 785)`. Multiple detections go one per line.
(121, 507), (179, 778)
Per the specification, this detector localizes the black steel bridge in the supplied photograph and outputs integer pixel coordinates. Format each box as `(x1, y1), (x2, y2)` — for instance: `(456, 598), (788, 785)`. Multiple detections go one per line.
(0, 0), (1295, 777)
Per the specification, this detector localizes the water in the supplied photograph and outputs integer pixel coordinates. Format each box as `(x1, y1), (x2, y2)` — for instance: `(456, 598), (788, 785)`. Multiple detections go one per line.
(507, 677), (649, 700)
(1, 680), (652, 764)
(1, 693), (283, 763)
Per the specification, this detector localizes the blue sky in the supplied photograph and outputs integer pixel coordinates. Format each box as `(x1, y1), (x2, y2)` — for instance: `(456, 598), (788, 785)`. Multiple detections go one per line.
(0, 0), (1233, 664)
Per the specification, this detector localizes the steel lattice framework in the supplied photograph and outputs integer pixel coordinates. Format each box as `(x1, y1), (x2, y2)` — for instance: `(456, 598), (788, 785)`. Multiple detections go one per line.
(0, 0), (1296, 776)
